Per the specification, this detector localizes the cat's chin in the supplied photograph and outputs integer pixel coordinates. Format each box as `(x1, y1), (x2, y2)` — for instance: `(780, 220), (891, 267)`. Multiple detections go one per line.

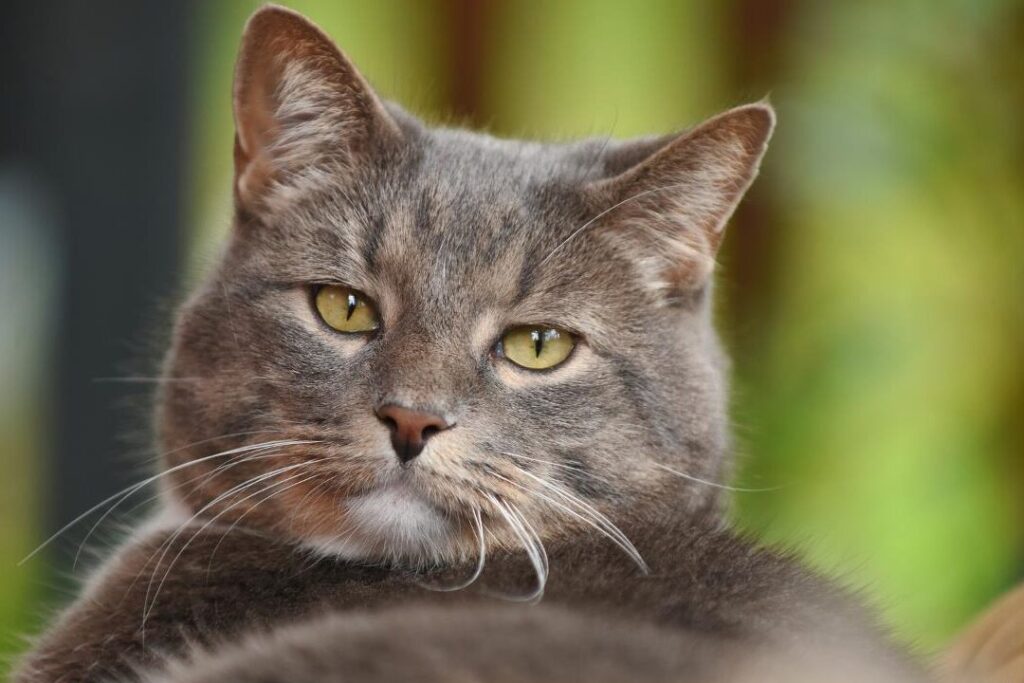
(300, 482), (459, 568)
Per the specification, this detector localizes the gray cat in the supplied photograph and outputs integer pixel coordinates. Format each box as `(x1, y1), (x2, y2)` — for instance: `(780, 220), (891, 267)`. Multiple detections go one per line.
(14, 6), (932, 682)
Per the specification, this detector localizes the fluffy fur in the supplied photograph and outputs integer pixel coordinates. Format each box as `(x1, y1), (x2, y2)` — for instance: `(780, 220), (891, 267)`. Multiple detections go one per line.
(15, 515), (925, 682)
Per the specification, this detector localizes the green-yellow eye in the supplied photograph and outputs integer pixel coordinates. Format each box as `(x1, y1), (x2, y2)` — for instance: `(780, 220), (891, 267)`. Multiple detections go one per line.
(500, 325), (575, 370)
(315, 285), (379, 333)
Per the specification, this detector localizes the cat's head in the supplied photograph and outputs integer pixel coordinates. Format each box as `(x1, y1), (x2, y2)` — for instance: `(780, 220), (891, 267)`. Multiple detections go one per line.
(157, 6), (773, 570)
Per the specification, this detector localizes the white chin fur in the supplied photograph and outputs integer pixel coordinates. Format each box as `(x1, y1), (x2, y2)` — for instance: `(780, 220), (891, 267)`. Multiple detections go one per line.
(303, 484), (452, 566)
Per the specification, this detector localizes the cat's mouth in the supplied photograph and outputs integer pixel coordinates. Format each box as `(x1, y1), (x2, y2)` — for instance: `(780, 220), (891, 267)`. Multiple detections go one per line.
(293, 440), (530, 565)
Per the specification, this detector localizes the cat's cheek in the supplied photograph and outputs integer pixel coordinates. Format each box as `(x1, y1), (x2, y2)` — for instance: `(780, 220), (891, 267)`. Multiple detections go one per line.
(492, 344), (597, 389)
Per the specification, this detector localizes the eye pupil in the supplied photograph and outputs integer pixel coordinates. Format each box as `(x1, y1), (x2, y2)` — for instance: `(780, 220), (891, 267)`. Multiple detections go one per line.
(499, 325), (574, 370)
(314, 285), (379, 334)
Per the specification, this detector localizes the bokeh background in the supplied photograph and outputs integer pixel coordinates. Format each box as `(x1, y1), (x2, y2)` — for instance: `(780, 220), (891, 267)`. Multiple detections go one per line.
(1, 0), (1021, 672)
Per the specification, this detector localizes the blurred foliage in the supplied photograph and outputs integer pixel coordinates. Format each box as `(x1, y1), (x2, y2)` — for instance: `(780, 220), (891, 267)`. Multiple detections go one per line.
(2, 0), (1021, 669)
(0, 176), (53, 670)
(736, 0), (1024, 644)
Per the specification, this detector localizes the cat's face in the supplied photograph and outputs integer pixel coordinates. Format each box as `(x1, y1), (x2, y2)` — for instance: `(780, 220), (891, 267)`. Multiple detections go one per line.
(157, 7), (773, 569)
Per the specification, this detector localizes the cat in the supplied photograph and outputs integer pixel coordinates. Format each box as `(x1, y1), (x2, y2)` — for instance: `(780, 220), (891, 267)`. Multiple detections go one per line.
(13, 5), (947, 682)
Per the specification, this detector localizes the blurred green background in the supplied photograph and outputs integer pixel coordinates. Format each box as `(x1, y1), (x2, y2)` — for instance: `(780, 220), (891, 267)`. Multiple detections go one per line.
(1, 0), (1021, 672)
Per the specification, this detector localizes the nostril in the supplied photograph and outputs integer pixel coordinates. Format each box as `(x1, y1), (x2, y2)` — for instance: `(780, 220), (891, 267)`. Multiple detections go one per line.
(421, 424), (441, 442)
(379, 414), (398, 433)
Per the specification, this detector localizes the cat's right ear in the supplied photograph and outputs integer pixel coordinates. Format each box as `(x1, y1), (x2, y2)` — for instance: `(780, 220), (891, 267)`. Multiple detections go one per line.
(584, 104), (774, 299)
(232, 5), (401, 211)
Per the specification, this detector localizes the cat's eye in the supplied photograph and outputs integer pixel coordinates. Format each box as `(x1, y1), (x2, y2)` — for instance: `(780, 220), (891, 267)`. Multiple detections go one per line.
(314, 285), (379, 333)
(499, 325), (575, 370)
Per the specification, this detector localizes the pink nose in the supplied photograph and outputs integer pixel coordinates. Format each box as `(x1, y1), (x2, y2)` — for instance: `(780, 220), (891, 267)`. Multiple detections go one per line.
(375, 404), (451, 463)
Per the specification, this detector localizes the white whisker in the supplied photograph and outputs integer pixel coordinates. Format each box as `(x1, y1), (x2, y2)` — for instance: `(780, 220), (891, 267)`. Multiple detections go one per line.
(417, 507), (486, 593)
(509, 502), (548, 578)
(73, 445), (309, 569)
(140, 459), (327, 617)
(137, 429), (288, 465)
(20, 439), (319, 566)
(500, 451), (615, 487)
(91, 376), (205, 384)
(539, 182), (697, 268)
(501, 466), (648, 573)
(653, 463), (785, 493)
(486, 494), (547, 603)
(144, 468), (325, 625)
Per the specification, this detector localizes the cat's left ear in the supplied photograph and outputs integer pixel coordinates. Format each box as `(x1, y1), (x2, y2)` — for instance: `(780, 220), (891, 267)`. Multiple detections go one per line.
(232, 5), (402, 211)
(587, 103), (774, 297)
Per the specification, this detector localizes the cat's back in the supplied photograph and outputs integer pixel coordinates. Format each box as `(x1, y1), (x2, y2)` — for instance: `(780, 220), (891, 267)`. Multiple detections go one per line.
(138, 602), (918, 683)
(13, 514), (925, 683)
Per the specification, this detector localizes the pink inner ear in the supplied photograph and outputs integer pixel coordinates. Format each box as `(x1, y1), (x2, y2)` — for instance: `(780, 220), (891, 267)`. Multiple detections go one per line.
(235, 60), (280, 162)
(234, 138), (276, 208)
(232, 15), (292, 206)
(233, 61), (281, 205)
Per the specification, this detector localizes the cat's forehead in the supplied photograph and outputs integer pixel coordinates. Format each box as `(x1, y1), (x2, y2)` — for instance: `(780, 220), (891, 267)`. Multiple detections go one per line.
(420, 127), (611, 187)
(337, 131), (603, 283)
(247, 127), (643, 328)
(245, 136), (619, 333)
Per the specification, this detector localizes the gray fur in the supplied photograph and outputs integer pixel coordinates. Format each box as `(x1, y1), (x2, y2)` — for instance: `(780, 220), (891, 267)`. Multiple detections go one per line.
(15, 517), (925, 682)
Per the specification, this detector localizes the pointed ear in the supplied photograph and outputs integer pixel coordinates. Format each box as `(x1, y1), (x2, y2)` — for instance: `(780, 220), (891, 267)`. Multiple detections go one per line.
(232, 5), (401, 211)
(587, 103), (775, 298)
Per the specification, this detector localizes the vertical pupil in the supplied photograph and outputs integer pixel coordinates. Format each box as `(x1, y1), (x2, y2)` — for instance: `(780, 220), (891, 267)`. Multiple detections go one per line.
(531, 329), (544, 358)
(345, 293), (358, 320)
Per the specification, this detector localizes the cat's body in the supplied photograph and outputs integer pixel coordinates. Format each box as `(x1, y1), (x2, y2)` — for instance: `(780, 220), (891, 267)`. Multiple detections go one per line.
(16, 513), (923, 682)
(14, 6), (944, 682)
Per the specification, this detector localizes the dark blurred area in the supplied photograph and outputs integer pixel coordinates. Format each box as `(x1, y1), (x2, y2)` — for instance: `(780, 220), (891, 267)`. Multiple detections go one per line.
(2, 0), (188, 542)
(1, 1), (190, 654)
(1, 0), (1021, 671)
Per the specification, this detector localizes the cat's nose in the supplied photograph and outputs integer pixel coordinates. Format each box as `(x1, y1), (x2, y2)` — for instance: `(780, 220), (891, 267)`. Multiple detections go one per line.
(375, 403), (451, 464)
